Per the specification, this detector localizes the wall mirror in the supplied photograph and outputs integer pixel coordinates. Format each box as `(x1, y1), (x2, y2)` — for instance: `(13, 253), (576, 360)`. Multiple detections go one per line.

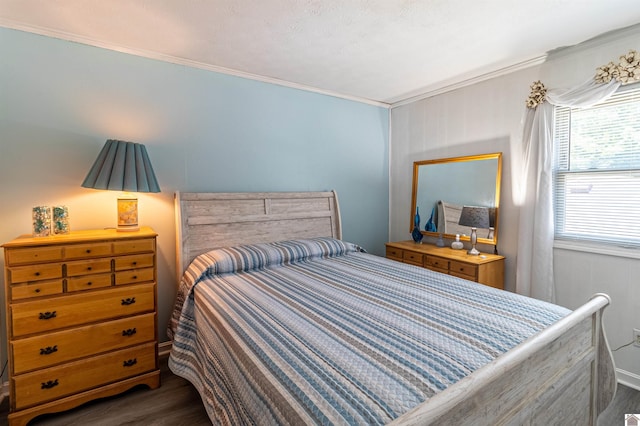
(411, 152), (502, 246)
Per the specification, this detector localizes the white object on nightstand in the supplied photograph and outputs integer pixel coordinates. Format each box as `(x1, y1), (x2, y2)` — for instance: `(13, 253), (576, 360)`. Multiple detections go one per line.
(451, 234), (464, 250)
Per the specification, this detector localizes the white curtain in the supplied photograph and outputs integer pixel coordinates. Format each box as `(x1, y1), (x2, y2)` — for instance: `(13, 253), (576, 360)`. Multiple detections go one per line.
(516, 78), (620, 302)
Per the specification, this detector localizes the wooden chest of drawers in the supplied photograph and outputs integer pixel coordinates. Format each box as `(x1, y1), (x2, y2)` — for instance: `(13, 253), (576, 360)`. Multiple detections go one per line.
(385, 240), (505, 289)
(2, 227), (160, 426)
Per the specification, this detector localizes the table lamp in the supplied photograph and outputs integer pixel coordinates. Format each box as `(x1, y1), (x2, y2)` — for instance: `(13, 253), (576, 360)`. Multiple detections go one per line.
(458, 206), (490, 255)
(81, 139), (160, 231)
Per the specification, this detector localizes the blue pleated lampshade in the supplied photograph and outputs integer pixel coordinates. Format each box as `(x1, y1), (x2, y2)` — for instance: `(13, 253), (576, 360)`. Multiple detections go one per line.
(81, 139), (160, 193)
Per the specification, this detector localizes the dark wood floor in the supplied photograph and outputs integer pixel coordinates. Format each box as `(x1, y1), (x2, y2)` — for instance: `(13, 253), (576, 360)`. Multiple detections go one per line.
(0, 356), (638, 425)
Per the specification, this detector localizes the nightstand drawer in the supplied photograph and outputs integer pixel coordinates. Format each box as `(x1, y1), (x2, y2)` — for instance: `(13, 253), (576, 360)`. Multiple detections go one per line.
(450, 261), (477, 279)
(114, 268), (154, 285)
(66, 259), (112, 276)
(64, 243), (112, 259)
(11, 283), (156, 337)
(66, 273), (113, 292)
(13, 342), (157, 410)
(403, 251), (423, 265)
(113, 238), (155, 255)
(425, 255), (449, 270)
(9, 264), (63, 284)
(11, 313), (156, 374)
(425, 265), (448, 275)
(11, 280), (64, 301)
(6, 247), (63, 266)
(385, 247), (403, 260)
(114, 254), (154, 271)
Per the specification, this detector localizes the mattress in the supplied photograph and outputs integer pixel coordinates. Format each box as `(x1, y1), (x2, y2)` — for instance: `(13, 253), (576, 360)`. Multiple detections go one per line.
(168, 238), (569, 425)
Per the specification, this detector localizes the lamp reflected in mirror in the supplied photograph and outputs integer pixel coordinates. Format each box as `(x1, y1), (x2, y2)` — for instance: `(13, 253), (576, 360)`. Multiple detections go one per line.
(458, 206), (490, 255)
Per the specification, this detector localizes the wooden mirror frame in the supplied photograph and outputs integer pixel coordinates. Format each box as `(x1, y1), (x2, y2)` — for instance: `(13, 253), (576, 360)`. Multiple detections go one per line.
(411, 152), (502, 246)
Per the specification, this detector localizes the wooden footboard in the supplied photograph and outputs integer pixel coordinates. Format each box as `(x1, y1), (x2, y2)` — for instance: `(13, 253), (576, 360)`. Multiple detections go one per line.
(392, 293), (616, 425)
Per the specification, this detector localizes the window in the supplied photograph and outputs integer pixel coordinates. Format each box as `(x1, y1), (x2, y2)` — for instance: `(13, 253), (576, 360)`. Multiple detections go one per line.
(553, 85), (640, 247)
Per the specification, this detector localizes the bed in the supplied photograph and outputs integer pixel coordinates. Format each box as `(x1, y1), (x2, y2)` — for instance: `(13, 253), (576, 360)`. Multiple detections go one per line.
(168, 191), (616, 425)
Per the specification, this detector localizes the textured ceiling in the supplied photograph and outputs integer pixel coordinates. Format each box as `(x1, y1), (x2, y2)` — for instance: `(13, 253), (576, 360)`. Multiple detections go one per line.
(1, 0), (640, 105)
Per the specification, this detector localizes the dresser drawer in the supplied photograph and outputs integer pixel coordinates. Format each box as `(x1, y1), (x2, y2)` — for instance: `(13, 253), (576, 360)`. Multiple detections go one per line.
(9, 264), (63, 284)
(114, 254), (154, 271)
(450, 261), (477, 280)
(402, 251), (423, 266)
(113, 238), (155, 255)
(66, 273), (113, 292)
(66, 259), (112, 276)
(115, 267), (154, 286)
(11, 313), (156, 374)
(64, 243), (112, 260)
(5, 246), (63, 266)
(11, 280), (64, 301)
(425, 255), (449, 270)
(13, 342), (157, 410)
(11, 283), (156, 337)
(425, 265), (449, 275)
(385, 247), (403, 260)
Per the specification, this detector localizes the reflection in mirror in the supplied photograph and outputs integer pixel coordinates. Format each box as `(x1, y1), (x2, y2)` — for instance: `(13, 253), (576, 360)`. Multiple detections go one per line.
(411, 153), (502, 246)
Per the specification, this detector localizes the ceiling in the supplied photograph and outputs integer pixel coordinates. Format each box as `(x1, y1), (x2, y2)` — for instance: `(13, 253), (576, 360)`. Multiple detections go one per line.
(1, 1), (640, 106)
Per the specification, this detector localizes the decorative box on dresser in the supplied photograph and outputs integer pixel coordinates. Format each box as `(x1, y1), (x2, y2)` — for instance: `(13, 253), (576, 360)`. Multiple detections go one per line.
(2, 227), (160, 426)
(385, 240), (505, 289)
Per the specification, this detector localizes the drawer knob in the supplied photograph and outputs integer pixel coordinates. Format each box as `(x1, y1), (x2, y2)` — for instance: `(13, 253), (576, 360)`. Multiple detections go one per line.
(87, 266), (92, 271)
(86, 249), (91, 253)
(41, 379), (59, 390)
(40, 345), (58, 355)
(123, 358), (137, 367)
(35, 288), (41, 293)
(121, 297), (136, 306)
(87, 282), (92, 286)
(132, 261), (137, 266)
(39, 311), (57, 320)
(34, 272), (40, 277)
(122, 328), (137, 337)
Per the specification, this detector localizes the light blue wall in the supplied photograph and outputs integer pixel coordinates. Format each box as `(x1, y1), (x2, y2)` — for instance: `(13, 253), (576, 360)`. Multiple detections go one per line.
(0, 28), (389, 346)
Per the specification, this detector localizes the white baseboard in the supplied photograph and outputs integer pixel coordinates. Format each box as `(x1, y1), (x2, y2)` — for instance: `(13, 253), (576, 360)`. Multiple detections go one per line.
(617, 368), (640, 391)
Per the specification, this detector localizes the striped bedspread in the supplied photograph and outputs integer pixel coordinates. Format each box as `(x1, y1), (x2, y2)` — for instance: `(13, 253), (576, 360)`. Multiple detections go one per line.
(168, 238), (569, 425)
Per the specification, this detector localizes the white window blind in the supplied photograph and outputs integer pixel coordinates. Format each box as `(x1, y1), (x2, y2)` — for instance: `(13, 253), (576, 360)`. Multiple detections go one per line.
(553, 85), (640, 247)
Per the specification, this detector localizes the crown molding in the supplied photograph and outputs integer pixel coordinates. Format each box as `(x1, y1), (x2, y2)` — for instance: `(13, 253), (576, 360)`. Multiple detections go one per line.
(546, 22), (640, 60)
(0, 19), (391, 109)
(389, 55), (547, 108)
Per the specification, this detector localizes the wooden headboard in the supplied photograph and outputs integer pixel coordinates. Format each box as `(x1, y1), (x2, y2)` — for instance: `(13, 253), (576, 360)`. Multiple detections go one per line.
(174, 191), (342, 279)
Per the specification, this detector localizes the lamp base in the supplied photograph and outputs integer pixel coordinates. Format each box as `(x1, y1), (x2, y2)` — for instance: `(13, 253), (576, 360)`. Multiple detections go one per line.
(467, 246), (480, 256)
(117, 225), (140, 232)
(467, 227), (480, 255)
(117, 197), (139, 232)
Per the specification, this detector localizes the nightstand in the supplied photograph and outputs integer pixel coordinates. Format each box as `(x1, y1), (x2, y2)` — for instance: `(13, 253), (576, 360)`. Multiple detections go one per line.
(2, 227), (160, 426)
(385, 240), (504, 289)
